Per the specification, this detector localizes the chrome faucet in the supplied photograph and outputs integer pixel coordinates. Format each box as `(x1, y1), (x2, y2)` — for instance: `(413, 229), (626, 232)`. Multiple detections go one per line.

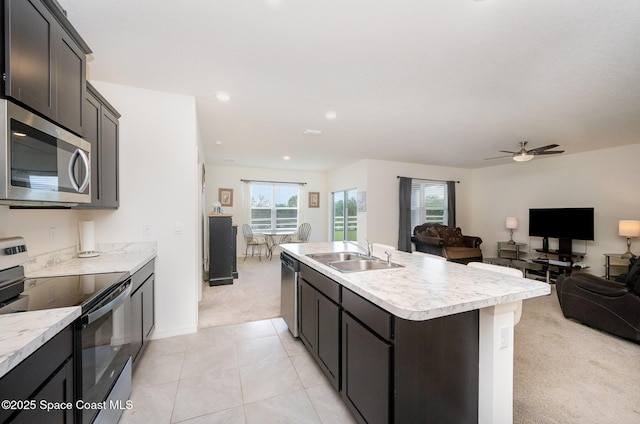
(384, 251), (392, 265)
(344, 240), (372, 257)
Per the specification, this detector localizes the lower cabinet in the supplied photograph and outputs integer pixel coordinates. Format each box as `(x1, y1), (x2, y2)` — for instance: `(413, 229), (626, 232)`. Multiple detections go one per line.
(296, 262), (480, 424)
(0, 325), (74, 424)
(131, 260), (155, 365)
(342, 312), (391, 424)
(298, 275), (340, 390)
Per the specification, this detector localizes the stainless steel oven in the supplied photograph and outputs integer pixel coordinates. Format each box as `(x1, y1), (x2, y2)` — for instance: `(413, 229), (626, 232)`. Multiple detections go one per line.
(79, 277), (132, 424)
(0, 99), (91, 206)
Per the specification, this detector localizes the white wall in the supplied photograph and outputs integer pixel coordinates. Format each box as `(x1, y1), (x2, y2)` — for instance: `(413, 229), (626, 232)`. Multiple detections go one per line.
(0, 208), (81, 256)
(470, 143), (640, 272)
(83, 81), (200, 338)
(328, 159), (474, 248)
(204, 165), (328, 261)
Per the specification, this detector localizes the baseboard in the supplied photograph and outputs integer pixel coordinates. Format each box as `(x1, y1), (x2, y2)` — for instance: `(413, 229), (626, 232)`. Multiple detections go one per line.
(149, 324), (198, 340)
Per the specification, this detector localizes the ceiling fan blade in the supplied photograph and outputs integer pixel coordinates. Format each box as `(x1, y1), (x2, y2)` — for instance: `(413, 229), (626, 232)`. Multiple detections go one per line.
(535, 150), (564, 155)
(484, 154), (512, 160)
(498, 150), (517, 154)
(528, 144), (559, 154)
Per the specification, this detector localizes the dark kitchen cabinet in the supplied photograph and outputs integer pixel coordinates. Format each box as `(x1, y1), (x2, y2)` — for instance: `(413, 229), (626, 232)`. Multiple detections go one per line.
(0, 324), (75, 424)
(131, 260), (155, 365)
(75, 83), (120, 209)
(298, 264), (341, 390)
(3, 0), (91, 135)
(342, 312), (391, 424)
(208, 215), (238, 286)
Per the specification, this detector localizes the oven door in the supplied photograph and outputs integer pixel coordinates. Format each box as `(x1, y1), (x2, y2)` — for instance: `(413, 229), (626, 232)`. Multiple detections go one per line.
(0, 99), (91, 205)
(79, 279), (132, 424)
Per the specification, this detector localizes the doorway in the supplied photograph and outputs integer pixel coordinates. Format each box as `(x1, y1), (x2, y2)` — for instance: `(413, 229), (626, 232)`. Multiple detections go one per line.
(332, 189), (357, 241)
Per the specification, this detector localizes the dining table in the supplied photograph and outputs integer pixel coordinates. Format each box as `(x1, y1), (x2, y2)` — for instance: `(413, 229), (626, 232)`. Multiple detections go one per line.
(260, 229), (296, 259)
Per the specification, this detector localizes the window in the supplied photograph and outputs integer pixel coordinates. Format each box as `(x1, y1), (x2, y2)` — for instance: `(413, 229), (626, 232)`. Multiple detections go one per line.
(411, 180), (448, 229)
(332, 189), (357, 241)
(250, 183), (299, 230)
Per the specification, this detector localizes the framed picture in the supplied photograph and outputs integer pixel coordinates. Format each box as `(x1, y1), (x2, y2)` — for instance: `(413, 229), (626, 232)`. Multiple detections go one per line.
(309, 192), (320, 208)
(219, 188), (233, 207)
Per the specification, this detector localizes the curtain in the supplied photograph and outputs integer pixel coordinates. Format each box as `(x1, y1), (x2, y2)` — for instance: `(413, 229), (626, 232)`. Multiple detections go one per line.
(447, 180), (456, 228)
(398, 177), (412, 252)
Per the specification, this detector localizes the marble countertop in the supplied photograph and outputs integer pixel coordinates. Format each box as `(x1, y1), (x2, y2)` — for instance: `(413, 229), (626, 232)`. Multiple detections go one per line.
(281, 242), (551, 321)
(0, 242), (157, 379)
(0, 307), (80, 379)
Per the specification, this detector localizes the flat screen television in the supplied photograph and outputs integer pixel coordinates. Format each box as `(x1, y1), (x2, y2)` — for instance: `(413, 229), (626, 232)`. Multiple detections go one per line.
(529, 208), (595, 242)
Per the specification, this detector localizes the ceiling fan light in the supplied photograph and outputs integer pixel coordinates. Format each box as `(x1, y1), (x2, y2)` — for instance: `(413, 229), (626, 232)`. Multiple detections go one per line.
(513, 153), (534, 162)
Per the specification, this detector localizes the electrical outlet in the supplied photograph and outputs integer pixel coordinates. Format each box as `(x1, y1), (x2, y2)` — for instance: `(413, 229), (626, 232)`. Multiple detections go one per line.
(49, 227), (56, 243)
(143, 224), (152, 236)
(174, 222), (183, 235)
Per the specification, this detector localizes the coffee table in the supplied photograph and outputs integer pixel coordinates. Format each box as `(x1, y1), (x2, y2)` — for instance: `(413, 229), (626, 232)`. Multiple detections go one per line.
(483, 257), (582, 284)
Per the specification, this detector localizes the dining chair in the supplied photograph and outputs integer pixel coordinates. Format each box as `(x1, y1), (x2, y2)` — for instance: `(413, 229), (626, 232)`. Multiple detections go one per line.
(242, 224), (267, 261)
(288, 223), (312, 243)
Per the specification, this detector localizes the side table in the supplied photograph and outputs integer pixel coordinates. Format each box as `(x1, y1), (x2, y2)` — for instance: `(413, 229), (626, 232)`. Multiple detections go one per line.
(603, 253), (633, 280)
(497, 242), (527, 260)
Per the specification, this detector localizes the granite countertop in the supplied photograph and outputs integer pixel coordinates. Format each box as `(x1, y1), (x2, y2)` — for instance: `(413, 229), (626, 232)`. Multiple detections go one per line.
(0, 242), (157, 379)
(281, 242), (551, 321)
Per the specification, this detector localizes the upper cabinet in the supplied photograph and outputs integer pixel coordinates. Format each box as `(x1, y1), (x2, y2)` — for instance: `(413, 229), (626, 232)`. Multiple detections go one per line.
(75, 82), (120, 209)
(3, 0), (91, 135)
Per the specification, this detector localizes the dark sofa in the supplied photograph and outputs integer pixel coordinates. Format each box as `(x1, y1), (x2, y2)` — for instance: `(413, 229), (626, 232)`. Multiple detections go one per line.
(411, 223), (482, 264)
(556, 257), (640, 343)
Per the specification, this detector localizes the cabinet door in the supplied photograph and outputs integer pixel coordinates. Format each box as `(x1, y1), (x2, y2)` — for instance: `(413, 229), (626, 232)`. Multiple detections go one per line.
(317, 292), (340, 390)
(298, 278), (316, 352)
(55, 29), (85, 134)
(342, 312), (391, 424)
(130, 287), (143, 362)
(142, 275), (155, 339)
(11, 358), (74, 424)
(99, 106), (119, 208)
(5, 0), (55, 118)
(82, 91), (101, 205)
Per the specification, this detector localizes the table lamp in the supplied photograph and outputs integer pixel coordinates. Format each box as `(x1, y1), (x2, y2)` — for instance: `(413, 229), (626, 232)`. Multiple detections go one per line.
(619, 220), (640, 256)
(505, 217), (518, 244)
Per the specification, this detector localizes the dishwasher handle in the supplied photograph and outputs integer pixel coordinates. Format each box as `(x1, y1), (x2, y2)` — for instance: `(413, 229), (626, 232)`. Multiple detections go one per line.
(280, 252), (299, 272)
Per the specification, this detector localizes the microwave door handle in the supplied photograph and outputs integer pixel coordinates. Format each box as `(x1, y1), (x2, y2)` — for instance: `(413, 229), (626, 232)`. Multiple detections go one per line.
(85, 283), (132, 325)
(68, 149), (90, 193)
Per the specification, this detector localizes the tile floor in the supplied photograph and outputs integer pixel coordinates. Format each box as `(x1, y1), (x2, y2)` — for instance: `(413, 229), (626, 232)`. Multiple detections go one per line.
(119, 318), (358, 423)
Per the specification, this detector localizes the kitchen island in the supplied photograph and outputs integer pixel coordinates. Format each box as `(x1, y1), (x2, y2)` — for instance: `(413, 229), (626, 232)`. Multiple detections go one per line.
(281, 242), (550, 424)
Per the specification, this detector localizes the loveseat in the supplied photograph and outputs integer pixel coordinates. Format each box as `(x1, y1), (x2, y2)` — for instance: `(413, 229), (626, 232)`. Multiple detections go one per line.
(556, 257), (640, 343)
(411, 223), (483, 264)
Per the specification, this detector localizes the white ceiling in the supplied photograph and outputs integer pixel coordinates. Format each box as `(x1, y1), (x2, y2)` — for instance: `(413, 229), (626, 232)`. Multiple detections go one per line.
(58, 0), (640, 171)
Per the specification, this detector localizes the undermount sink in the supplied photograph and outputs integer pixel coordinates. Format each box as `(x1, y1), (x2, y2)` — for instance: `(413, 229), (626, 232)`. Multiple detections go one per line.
(307, 252), (403, 272)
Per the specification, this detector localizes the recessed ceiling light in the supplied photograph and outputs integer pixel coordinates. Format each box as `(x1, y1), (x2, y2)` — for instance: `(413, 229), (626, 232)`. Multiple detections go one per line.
(283, 156), (290, 160)
(326, 111), (337, 119)
(215, 140), (223, 145)
(216, 92), (231, 102)
(303, 129), (322, 136)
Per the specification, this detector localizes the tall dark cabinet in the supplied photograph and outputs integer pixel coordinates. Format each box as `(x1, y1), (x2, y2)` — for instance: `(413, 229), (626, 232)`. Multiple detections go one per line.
(208, 214), (238, 286)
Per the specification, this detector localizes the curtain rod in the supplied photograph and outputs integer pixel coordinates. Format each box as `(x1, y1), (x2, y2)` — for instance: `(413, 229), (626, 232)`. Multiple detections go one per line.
(241, 179), (307, 185)
(397, 176), (460, 183)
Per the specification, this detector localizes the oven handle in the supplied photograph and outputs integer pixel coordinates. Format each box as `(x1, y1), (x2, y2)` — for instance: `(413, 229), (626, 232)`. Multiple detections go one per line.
(85, 281), (131, 325)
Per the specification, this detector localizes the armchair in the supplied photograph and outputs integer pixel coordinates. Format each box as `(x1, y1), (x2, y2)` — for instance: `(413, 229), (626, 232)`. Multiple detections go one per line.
(411, 223), (483, 264)
(556, 258), (640, 343)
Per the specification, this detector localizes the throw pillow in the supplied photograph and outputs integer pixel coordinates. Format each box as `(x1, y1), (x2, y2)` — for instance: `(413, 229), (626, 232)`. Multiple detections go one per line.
(426, 227), (440, 238)
(438, 227), (464, 247)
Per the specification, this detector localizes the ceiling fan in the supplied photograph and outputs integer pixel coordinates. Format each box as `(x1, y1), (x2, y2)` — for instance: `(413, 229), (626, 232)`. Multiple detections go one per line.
(486, 141), (564, 162)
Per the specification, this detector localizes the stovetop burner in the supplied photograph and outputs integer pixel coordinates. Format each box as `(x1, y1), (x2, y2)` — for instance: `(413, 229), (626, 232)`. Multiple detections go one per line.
(0, 236), (129, 315)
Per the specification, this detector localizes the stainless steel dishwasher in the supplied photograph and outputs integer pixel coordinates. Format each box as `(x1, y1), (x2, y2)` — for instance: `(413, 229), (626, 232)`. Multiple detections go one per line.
(280, 252), (299, 337)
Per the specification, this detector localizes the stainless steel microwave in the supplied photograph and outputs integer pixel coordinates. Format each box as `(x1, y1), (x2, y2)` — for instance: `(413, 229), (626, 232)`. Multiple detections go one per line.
(0, 99), (91, 206)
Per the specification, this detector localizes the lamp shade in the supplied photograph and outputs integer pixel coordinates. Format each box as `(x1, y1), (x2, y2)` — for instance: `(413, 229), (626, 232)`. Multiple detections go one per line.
(505, 217), (519, 230)
(619, 220), (640, 237)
